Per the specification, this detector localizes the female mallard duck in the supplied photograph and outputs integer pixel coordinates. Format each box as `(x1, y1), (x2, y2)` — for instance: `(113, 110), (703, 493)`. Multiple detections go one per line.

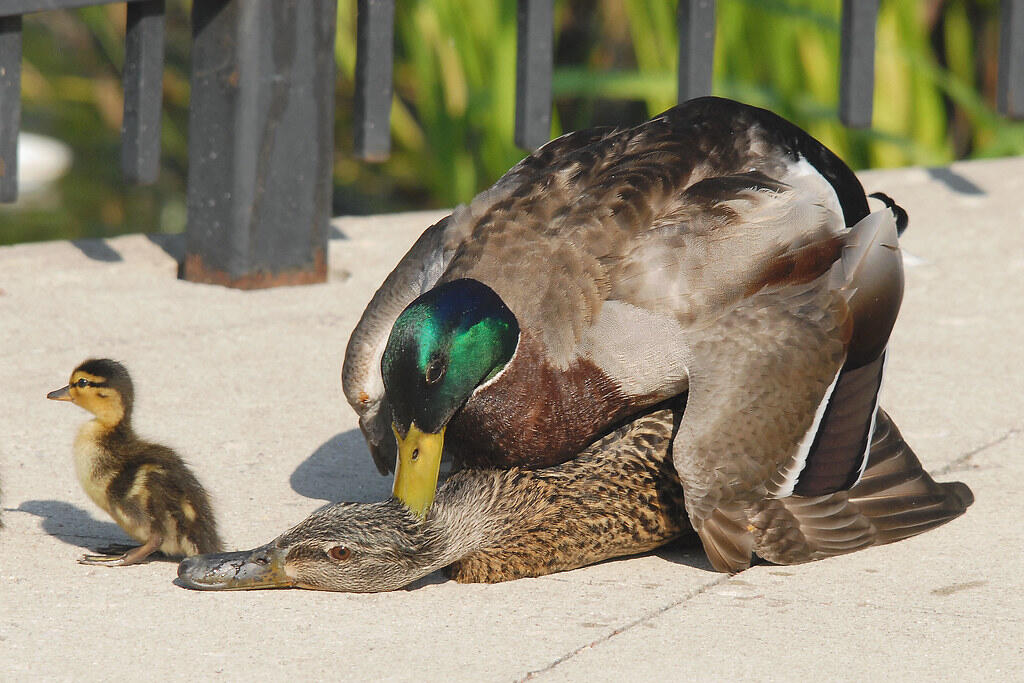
(48, 358), (222, 565)
(177, 407), (971, 592)
(342, 96), (907, 572)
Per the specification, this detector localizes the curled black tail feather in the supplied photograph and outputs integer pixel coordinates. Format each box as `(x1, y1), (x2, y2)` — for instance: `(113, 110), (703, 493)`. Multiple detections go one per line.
(869, 192), (909, 235)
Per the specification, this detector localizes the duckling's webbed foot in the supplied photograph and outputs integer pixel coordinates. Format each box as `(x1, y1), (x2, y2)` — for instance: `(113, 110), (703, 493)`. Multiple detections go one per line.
(79, 534), (163, 567)
(91, 542), (140, 556)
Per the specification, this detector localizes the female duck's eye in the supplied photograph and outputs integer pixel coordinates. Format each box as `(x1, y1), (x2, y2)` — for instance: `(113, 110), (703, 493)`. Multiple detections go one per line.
(75, 378), (89, 388)
(328, 546), (351, 562)
(425, 359), (445, 385)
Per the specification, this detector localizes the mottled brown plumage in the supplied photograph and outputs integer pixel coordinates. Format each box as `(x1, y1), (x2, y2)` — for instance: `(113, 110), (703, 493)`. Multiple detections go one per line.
(178, 408), (689, 592)
(177, 407), (971, 592)
(48, 359), (222, 565)
(343, 97), (910, 571)
(346, 99), (875, 472)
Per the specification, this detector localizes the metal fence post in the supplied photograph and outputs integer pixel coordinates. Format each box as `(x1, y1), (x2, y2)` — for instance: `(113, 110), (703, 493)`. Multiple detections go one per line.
(677, 0), (715, 103)
(0, 16), (21, 202)
(839, 0), (879, 128)
(999, 0), (1024, 118)
(122, 0), (166, 185)
(354, 0), (395, 161)
(184, 0), (337, 289)
(515, 0), (553, 150)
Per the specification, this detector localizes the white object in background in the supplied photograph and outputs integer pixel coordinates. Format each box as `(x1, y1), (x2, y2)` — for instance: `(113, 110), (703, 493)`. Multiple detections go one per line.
(16, 132), (73, 196)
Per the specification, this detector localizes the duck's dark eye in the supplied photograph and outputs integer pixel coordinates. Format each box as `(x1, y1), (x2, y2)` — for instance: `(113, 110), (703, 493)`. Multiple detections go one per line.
(425, 358), (445, 385)
(75, 378), (89, 388)
(328, 546), (351, 562)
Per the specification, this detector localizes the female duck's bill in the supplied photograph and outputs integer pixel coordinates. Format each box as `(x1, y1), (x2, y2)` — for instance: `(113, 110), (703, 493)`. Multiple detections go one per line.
(177, 543), (294, 590)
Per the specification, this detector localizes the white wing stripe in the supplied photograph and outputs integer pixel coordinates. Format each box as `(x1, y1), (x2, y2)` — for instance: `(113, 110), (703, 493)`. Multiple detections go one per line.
(771, 366), (843, 499)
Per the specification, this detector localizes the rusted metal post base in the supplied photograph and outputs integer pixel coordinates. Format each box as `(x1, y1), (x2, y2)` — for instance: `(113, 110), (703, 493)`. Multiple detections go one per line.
(185, 0), (337, 289)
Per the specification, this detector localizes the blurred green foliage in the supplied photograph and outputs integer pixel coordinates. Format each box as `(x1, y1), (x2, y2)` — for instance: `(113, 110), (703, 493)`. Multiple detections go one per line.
(1, 0), (1021, 245)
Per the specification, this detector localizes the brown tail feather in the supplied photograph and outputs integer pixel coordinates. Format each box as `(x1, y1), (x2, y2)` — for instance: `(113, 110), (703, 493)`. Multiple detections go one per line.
(947, 481), (975, 508)
(698, 506), (755, 573)
(846, 411), (972, 545)
(751, 409), (972, 565)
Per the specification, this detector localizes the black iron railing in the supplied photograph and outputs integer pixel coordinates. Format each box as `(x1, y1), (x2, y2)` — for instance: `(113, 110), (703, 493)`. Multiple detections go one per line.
(1, 0), (1023, 288)
(1, 0), (166, 202)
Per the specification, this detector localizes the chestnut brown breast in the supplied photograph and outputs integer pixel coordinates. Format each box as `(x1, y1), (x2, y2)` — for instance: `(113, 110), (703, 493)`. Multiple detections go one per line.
(445, 332), (635, 469)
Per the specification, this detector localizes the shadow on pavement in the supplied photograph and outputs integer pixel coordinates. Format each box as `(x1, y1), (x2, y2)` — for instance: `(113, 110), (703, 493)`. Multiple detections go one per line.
(145, 233), (185, 263)
(70, 239), (122, 262)
(17, 499), (132, 549)
(927, 167), (985, 195)
(652, 535), (713, 572)
(290, 428), (391, 503)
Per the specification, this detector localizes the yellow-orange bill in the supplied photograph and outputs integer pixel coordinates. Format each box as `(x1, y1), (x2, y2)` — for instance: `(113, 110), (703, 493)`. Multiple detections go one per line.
(391, 423), (446, 519)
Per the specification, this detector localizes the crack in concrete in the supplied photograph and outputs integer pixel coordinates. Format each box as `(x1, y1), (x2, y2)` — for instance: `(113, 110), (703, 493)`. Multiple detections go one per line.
(933, 426), (1022, 476)
(517, 425), (1024, 680)
(518, 574), (732, 681)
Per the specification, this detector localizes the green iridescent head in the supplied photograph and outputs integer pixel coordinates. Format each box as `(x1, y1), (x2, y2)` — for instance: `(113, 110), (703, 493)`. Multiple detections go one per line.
(381, 278), (520, 434)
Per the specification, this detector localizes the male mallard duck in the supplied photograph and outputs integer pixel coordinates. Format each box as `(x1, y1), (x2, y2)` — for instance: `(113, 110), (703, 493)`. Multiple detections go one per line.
(48, 358), (222, 565)
(342, 96), (907, 572)
(177, 407), (971, 592)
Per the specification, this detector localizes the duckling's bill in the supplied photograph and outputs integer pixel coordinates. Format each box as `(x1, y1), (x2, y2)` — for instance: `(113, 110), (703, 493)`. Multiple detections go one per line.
(391, 423), (445, 519)
(47, 385), (72, 401)
(177, 543), (294, 590)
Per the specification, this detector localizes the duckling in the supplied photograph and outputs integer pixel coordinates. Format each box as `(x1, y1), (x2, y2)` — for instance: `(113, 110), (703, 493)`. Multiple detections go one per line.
(48, 358), (222, 565)
(177, 407), (972, 592)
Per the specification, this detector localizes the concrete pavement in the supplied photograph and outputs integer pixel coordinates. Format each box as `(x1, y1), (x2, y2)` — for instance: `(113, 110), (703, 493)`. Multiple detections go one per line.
(0, 159), (1021, 680)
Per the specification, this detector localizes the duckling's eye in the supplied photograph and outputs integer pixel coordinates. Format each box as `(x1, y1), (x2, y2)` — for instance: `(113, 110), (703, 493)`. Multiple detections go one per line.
(75, 378), (89, 388)
(327, 546), (351, 562)
(425, 358), (445, 385)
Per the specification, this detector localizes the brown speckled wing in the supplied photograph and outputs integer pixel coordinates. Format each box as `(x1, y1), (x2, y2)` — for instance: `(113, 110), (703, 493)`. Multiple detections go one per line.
(673, 206), (903, 572)
(441, 116), (849, 369)
(445, 407), (692, 583)
(672, 280), (849, 572)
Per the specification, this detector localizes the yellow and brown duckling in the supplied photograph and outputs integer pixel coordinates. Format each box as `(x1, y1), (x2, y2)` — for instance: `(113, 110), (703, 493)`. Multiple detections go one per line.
(48, 358), (222, 565)
(178, 406), (971, 592)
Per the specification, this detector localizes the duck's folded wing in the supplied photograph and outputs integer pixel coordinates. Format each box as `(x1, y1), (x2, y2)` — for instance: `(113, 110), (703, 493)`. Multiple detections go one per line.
(673, 280), (852, 572)
(673, 208), (903, 573)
